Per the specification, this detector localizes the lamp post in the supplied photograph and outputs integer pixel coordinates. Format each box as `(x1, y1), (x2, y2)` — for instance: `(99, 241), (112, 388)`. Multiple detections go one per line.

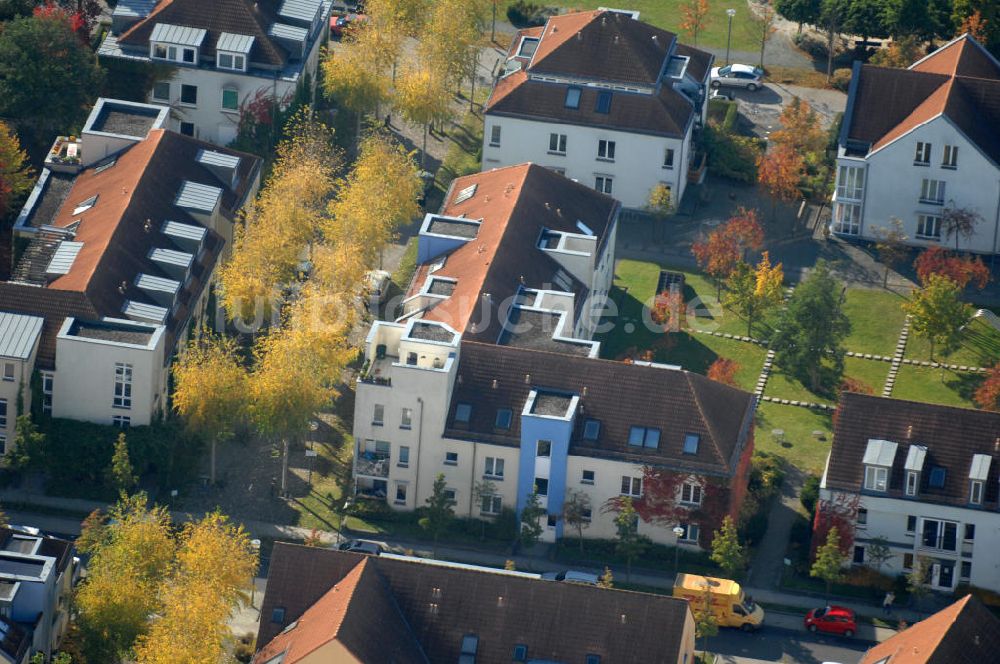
(673, 526), (685, 573)
(250, 539), (261, 608)
(725, 8), (737, 67)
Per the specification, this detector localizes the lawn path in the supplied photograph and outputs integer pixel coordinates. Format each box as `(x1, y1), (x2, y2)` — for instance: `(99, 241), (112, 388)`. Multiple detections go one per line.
(882, 316), (912, 398)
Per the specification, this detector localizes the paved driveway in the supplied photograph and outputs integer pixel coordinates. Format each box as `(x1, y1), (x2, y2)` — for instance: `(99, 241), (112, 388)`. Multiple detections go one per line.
(720, 82), (847, 139)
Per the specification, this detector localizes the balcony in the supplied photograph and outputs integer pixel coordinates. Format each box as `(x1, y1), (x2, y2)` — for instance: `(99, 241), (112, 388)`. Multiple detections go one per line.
(44, 136), (82, 174)
(358, 354), (396, 387)
(355, 478), (388, 499)
(356, 451), (390, 478)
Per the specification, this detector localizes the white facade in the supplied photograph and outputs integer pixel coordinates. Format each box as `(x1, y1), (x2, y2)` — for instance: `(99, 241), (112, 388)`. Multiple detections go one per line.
(822, 485), (1000, 593)
(0, 314), (43, 454)
(832, 112), (1000, 253)
(482, 115), (691, 210)
(51, 318), (167, 428)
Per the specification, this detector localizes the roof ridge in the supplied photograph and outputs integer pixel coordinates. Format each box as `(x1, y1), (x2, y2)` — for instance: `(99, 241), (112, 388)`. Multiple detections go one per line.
(842, 389), (997, 416)
(118, 0), (175, 42)
(684, 370), (730, 465)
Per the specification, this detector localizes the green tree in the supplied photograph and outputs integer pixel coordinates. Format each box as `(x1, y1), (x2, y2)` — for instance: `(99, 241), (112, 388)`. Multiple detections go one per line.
(710, 515), (746, 578)
(820, 0), (850, 80)
(885, 0), (952, 41)
(32, 653), (71, 664)
(907, 554), (932, 615)
(904, 274), (972, 361)
(472, 478), (497, 539)
(953, 0), (1000, 52)
(613, 497), (650, 582)
(0, 11), (102, 134)
(562, 490), (592, 551)
(693, 585), (719, 654)
(419, 473), (456, 556)
(866, 535), (892, 573)
(598, 566), (614, 588)
(774, 0), (821, 33)
(810, 526), (846, 598)
(722, 252), (785, 337)
(518, 488), (546, 549)
(5, 413), (44, 470)
(76, 508), (108, 555)
(843, 0), (890, 43)
(771, 261), (851, 392)
(107, 432), (137, 495)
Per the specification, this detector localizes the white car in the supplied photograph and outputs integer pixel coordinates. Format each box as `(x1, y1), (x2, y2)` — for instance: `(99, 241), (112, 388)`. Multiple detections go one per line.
(337, 539), (385, 555)
(540, 570), (600, 585)
(710, 64), (764, 91)
(364, 269), (391, 306)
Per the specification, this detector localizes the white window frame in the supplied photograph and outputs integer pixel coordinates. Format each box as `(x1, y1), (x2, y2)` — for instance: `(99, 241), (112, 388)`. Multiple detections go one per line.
(970, 480), (984, 505)
(915, 141), (931, 165)
(595, 176), (613, 195)
(548, 133), (567, 155)
(444, 451), (458, 466)
(484, 456), (504, 479)
(2, 363), (13, 382)
(480, 493), (502, 515)
(917, 214), (942, 240)
(663, 148), (675, 169)
(180, 84), (198, 107)
(919, 178), (946, 205)
(905, 470), (918, 496)
(597, 139), (616, 161)
(836, 165), (864, 201)
(0, 398), (6, 428)
(832, 202), (861, 235)
(398, 445), (410, 467)
(680, 481), (703, 506)
(41, 371), (53, 414)
(152, 81), (170, 101)
(372, 403), (384, 426)
(581, 469), (595, 485)
(620, 475), (642, 497)
(395, 482), (407, 504)
(678, 523), (699, 543)
(217, 52), (246, 72)
(864, 465), (888, 492)
(942, 144), (958, 169)
(400, 407), (412, 429)
(221, 88), (239, 112)
(489, 125), (501, 147)
(112, 415), (131, 429)
(920, 518), (958, 552)
(536, 440), (551, 457)
(113, 363), (133, 410)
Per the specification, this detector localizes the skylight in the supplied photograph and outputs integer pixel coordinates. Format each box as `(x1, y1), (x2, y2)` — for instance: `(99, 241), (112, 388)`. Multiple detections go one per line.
(583, 419), (600, 440)
(575, 220), (595, 236)
(517, 37), (539, 57)
(454, 183), (477, 204)
(929, 466), (947, 488)
(565, 87), (581, 109)
(552, 269), (573, 291)
(595, 90), (613, 114)
(72, 195), (98, 216)
(683, 433), (700, 454)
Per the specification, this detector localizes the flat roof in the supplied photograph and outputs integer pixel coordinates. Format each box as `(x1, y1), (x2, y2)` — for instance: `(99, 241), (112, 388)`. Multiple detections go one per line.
(408, 321), (456, 343)
(426, 216), (480, 239)
(499, 309), (593, 357)
(531, 391), (574, 417)
(91, 106), (159, 137)
(67, 319), (155, 345)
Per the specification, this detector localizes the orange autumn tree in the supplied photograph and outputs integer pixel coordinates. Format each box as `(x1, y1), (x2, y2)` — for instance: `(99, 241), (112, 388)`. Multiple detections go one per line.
(707, 358), (740, 386)
(960, 10), (988, 43)
(974, 364), (1000, 411)
(913, 246), (990, 290)
(692, 207), (765, 297)
(680, 0), (711, 45)
(757, 144), (804, 218)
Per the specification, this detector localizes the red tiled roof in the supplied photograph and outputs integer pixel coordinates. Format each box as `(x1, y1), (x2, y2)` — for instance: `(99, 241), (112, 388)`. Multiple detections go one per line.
(418, 163), (618, 341)
(860, 595), (1000, 663)
(910, 34), (1000, 78)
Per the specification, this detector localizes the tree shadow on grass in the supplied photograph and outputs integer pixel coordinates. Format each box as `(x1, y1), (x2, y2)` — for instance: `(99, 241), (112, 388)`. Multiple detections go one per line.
(943, 370), (984, 403)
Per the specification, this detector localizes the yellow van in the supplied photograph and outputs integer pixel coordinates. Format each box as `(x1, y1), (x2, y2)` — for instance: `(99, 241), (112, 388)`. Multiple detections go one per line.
(672, 573), (765, 632)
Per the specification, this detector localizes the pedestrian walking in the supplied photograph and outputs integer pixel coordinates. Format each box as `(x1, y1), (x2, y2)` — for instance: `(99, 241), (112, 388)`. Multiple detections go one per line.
(883, 591), (895, 616)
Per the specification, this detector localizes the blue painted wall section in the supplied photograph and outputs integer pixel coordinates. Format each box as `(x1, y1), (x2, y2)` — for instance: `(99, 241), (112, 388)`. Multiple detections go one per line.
(516, 394), (579, 539)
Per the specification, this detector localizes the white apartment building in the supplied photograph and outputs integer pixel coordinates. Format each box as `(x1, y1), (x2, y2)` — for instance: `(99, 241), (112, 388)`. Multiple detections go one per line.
(352, 164), (757, 548)
(482, 10), (712, 210)
(0, 98), (261, 445)
(821, 392), (1000, 593)
(832, 34), (1000, 253)
(99, 0), (331, 145)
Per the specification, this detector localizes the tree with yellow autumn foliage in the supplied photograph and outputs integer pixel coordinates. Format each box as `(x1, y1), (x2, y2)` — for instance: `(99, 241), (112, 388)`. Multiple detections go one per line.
(722, 251), (784, 337)
(172, 333), (249, 484)
(395, 63), (452, 168)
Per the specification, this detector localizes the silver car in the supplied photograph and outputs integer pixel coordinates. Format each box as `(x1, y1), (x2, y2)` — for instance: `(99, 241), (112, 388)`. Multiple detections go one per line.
(540, 570), (600, 585)
(710, 64), (764, 91)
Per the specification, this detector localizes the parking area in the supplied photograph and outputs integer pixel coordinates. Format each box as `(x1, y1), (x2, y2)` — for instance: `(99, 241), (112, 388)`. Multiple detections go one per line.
(719, 82), (847, 138)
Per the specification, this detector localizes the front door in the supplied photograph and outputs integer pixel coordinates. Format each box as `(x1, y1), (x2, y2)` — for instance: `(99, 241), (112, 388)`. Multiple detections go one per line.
(930, 561), (955, 590)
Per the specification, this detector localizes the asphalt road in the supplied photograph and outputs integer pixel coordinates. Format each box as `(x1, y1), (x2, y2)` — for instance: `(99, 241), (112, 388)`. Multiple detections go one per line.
(711, 622), (873, 664)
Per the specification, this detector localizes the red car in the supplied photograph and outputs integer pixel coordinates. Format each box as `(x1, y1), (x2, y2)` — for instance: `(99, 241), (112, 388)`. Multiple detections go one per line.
(329, 13), (367, 38)
(804, 606), (857, 637)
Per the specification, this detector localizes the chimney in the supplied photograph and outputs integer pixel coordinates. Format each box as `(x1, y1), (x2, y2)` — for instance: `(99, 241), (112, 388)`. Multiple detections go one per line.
(582, 386), (588, 397)
(906, 424), (913, 439)
(524, 373), (531, 384)
(492, 379), (498, 389)
(576, 31), (582, 41)
(544, 202), (551, 210)
(143, 218), (153, 233)
(601, 16), (607, 27)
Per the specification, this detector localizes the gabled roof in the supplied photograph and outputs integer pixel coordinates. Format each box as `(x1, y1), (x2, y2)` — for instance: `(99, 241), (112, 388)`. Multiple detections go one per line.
(826, 393), (1000, 507)
(529, 10), (675, 85)
(445, 341), (756, 474)
(254, 559), (426, 664)
(117, 0), (292, 67)
(843, 35), (1000, 164)
(257, 544), (694, 664)
(416, 164), (618, 342)
(860, 595), (1000, 663)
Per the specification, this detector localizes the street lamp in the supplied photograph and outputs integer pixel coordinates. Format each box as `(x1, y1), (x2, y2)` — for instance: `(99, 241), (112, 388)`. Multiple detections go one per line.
(672, 526), (685, 573)
(250, 539), (261, 609)
(725, 8), (737, 67)
(337, 499), (353, 545)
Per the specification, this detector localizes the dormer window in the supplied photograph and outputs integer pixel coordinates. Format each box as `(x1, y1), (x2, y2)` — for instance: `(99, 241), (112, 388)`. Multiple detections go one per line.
(864, 466), (888, 491)
(905, 471), (918, 496)
(149, 24), (206, 64)
(903, 444), (925, 497)
(929, 466), (946, 489)
(970, 480), (984, 505)
(969, 453), (990, 506)
(217, 52), (246, 72)
(151, 43), (196, 64)
(564, 87), (581, 109)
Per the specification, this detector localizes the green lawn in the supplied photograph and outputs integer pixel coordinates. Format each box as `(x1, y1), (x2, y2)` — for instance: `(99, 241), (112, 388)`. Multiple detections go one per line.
(904, 318), (1000, 368)
(841, 289), (907, 356)
(755, 403), (832, 474)
(892, 365), (982, 409)
(843, 356), (889, 395)
(504, 0), (759, 51)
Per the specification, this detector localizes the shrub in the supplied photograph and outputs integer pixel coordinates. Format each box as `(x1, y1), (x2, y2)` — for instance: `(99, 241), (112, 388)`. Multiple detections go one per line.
(701, 126), (764, 183)
(800, 474), (820, 518)
(506, 1), (551, 27)
(842, 566), (895, 593)
(722, 101), (739, 133)
(831, 68), (852, 92)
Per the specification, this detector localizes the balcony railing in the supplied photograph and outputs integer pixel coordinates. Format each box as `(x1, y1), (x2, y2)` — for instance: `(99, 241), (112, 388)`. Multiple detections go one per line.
(356, 451), (390, 478)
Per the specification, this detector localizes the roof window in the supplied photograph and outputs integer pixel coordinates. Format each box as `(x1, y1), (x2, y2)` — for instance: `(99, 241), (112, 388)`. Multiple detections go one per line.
(454, 183), (478, 204)
(455, 403), (472, 424)
(495, 408), (513, 430)
(629, 426), (660, 449)
(929, 466), (947, 488)
(565, 87), (581, 109)
(72, 195), (98, 216)
(583, 419), (600, 440)
(683, 433), (700, 454)
(595, 90), (613, 113)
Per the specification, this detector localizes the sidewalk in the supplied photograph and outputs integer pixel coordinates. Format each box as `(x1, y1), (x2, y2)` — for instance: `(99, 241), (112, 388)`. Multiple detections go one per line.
(2, 491), (922, 642)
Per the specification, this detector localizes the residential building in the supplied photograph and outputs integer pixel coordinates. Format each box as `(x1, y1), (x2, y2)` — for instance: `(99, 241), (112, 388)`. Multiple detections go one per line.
(820, 392), (1000, 593)
(831, 34), (1000, 252)
(99, 0), (331, 145)
(0, 528), (78, 662)
(482, 10), (713, 210)
(254, 543), (697, 664)
(0, 98), (261, 446)
(353, 164), (756, 548)
(859, 594), (1000, 663)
